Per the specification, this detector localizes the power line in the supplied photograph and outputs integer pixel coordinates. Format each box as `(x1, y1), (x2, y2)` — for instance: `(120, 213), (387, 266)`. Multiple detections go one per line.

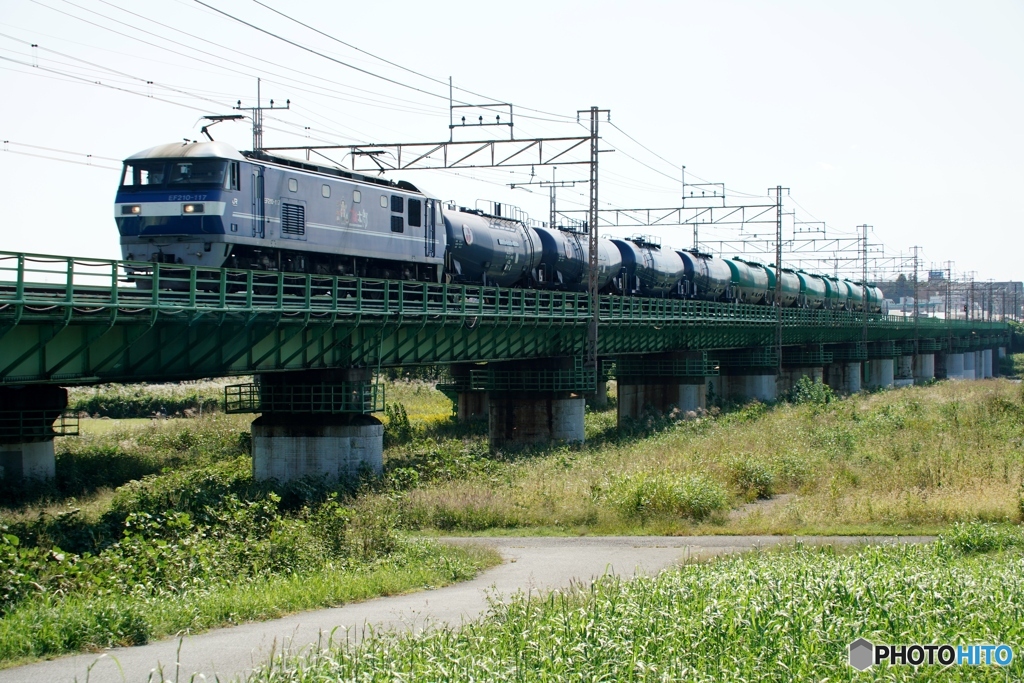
(91, 0), (450, 116)
(193, 0), (454, 103)
(249, 0), (575, 123)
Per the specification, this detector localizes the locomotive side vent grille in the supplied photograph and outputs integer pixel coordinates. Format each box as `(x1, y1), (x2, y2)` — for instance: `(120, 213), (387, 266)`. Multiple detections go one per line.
(281, 204), (305, 236)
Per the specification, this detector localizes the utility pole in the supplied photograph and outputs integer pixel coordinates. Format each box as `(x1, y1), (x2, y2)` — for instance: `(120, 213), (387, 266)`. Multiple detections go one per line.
(771, 186), (789, 369)
(912, 245), (920, 354)
(578, 106), (610, 377)
(944, 261), (953, 320)
(234, 78), (289, 152)
(857, 224), (872, 343)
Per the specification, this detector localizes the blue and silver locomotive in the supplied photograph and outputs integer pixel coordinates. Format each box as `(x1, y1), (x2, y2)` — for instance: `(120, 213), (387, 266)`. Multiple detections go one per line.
(114, 140), (886, 312)
(115, 140), (444, 281)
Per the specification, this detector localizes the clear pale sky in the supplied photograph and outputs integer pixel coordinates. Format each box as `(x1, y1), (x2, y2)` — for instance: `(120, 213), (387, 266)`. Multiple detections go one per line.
(2, 0), (1021, 282)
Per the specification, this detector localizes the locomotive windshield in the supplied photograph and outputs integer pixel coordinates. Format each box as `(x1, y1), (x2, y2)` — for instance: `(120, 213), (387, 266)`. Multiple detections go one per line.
(120, 159), (229, 191)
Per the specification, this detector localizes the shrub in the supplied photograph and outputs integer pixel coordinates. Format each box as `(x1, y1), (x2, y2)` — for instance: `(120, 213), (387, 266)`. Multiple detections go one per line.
(383, 402), (413, 447)
(608, 472), (727, 523)
(940, 521), (1024, 555)
(789, 376), (836, 406)
(728, 457), (775, 500)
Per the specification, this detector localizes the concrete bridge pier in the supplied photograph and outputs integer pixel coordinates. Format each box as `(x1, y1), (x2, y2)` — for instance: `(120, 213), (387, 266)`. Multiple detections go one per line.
(894, 355), (915, 388)
(913, 354), (935, 384)
(982, 349), (993, 379)
(940, 352), (964, 380)
(0, 385), (68, 482)
(825, 362), (862, 394)
(864, 358), (895, 390)
(713, 372), (778, 404)
(445, 363), (489, 422)
(484, 358), (586, 450)
(615, 352), (716, 425)
(246, 369), (383, 483)
(963, 352), (976, 380)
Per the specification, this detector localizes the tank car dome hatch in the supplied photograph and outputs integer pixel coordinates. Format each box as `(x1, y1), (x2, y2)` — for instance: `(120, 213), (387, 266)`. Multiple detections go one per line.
(125, 140), (245, 161)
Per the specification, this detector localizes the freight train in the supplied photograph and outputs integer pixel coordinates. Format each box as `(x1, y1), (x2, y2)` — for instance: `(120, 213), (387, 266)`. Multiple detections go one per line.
(114, 140), (887, 312)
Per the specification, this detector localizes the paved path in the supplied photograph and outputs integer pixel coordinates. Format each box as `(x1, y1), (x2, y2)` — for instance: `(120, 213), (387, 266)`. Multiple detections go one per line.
(0, 535), (932, 683)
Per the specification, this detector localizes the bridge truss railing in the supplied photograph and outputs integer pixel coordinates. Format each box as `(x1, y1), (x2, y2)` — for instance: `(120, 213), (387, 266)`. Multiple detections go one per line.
(0, 251), (1005, 336)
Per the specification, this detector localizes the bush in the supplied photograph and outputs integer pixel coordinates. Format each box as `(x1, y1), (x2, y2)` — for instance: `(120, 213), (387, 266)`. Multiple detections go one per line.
(608, 472), (728, 523)
(383, 402), (412, 447)
(940, 521), (1024, 555)
(728, 457), (775, 500)
(788, 376), (835, 406)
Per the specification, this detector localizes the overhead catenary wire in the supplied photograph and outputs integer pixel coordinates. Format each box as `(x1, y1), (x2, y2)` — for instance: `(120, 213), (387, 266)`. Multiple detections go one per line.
(247, 0), (576, 123)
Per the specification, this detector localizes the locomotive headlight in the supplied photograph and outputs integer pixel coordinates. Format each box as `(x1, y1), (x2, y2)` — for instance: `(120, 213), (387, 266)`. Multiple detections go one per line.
(182, 203), (205, 214)
(121, 205), (142, 215)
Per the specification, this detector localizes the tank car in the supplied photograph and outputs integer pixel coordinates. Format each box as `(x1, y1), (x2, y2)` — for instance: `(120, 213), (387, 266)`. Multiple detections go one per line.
(676, 249), (732, 300)
(775, 269), (802, 307)
(822, 276), (847, 310)
(115, 140), (445, 281)
(845, 281), (866, 312)
(795, 270), (827, 309)
(722, 258), (770, 304)
(525, 227), (624, 292)
(442, 206), (541, 287)
(611, 237), (685, 297)
(865, 285), (888, 314)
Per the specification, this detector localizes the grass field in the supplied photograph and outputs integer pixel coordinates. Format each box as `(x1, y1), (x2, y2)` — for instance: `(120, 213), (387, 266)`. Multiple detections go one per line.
(245, 522), (1024, 682)
(0, 407), (499, 667)
(378, 377), (1024, 537)
(3, 367), (1022, 668)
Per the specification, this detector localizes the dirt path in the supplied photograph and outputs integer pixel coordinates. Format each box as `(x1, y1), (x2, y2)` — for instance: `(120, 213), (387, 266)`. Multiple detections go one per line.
(0, 534), (933, 683)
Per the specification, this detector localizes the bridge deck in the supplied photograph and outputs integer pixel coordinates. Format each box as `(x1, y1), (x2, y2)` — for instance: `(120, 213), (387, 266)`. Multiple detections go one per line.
(0, 252), (1009, 385)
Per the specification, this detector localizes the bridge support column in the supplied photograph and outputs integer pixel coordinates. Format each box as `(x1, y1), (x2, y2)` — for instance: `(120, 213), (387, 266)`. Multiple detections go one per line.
(615, 352), (716, 425)
(982, 349), (993, 378)
(234, 369), (384, 483)
(715, 372), (778, 403)
(0, 385), (69, 482)
(443, 364), (489, 422)
(894, 355), (915, 388)
(825, 362), (862, 394)
(944, 353), (965, 380)
(480, 358), (588, 450)
(963, 352), (976, 380)
(914, 354), (935, 384)
(457, 391), (489, 422)
(865, 359), (895, 390)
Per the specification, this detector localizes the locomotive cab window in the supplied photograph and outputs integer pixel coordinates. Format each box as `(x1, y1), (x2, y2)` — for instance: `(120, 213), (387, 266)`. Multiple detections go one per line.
(321, 184), (331, 198)
(120, 161), (166, 190)
(288, 178), (298, 192)
(228, 161), (240, 190)
(169, 160), (228, 187)
(408, 198), (422, 227)
(391, 195), (404, 214)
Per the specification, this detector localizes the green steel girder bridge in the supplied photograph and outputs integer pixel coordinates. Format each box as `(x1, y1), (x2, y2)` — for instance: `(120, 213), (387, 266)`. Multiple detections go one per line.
(0, 252), (1010, 387)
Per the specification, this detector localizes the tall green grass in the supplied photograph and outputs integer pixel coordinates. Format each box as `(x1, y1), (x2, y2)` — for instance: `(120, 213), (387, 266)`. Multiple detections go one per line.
(378, 378), (1024, 535)
(0, 410), (499, 667)
(247, 523), (1024, 682)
